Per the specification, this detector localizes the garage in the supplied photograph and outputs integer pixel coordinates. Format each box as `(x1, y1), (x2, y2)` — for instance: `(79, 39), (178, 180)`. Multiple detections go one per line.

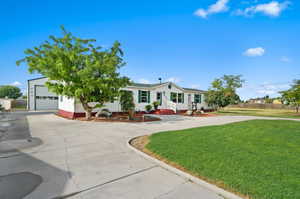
(34, 85), (58, 110)
(28, 77), (58, 111)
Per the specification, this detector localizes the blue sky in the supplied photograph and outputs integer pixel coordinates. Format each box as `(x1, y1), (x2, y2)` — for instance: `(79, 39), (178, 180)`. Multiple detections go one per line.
(0, 0), (299, 99)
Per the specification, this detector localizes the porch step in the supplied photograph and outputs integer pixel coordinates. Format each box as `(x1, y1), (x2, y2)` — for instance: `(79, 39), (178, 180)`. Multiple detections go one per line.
(150, 109), (175, 115)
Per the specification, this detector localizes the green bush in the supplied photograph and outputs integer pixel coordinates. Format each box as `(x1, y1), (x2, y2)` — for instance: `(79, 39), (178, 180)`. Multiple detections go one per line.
(145, 104), (152, 112)
(153, 101), (160, 110)
(120, 90), (135, 120)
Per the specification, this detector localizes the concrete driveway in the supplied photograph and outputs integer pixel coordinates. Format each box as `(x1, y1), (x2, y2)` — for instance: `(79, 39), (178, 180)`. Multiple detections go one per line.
(0, 112), (295, 199)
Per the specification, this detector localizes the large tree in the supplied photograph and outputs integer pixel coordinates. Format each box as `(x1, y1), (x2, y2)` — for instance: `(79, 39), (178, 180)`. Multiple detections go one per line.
(17, 27), (130, 119)
(280, 80), (300, 113)
(205, 75), (244, 110)
(0, 85), (22, 99)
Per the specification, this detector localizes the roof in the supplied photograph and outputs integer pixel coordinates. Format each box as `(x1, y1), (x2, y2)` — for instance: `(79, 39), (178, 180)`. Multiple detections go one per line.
(28, 76), (48, 82)
(27, 78), (206, 92)
(130, 82), (206, 92)
(182, 87), (206, 92)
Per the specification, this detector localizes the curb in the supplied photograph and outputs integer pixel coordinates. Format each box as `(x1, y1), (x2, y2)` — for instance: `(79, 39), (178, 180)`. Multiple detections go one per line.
(127, 137), (244, 199)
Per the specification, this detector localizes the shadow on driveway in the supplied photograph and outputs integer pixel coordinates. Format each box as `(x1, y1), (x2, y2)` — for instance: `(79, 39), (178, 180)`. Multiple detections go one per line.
(0, 111), (71, 199)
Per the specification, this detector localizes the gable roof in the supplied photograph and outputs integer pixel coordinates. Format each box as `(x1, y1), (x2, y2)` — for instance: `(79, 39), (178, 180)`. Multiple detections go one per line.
(27, 77), (206, 92)
(129, 82), (206, 93)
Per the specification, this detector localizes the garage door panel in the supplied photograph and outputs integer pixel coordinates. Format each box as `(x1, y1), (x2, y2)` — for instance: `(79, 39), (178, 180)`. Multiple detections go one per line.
(35, 86), (58, 110)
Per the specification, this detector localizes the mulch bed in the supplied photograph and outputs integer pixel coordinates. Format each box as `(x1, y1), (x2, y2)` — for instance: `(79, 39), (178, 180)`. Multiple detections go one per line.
(178, 113), (218, 117)
(76, 115), (161, 123)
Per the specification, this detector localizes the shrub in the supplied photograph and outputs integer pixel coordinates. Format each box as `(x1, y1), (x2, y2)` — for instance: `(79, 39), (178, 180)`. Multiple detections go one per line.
(145, 104), (152, 112)
(120, 90), (135, 120)
(153, 101), (160, 110)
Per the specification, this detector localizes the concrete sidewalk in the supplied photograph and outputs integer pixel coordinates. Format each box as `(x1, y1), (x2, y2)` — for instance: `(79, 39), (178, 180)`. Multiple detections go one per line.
(1, 113), (296, 199)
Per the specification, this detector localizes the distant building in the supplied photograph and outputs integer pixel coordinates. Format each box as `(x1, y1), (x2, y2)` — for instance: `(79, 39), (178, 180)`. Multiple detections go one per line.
(248, 98), (266, 104)
(272, 99), (283, 105)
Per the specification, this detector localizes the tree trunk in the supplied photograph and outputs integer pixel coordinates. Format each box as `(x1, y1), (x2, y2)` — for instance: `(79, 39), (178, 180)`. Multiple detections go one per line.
(80, 98), (93, 120)
(85, 110), (92, 120)
(296, 106), (299, 113)
(128, 110), (135, 120)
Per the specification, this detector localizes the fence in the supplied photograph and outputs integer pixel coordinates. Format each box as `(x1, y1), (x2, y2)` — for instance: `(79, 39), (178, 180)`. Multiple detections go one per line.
(228, 103), (294, 110)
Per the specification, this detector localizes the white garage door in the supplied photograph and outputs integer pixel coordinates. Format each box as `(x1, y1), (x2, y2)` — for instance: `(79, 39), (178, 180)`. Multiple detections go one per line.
(35, 86), (58, 110)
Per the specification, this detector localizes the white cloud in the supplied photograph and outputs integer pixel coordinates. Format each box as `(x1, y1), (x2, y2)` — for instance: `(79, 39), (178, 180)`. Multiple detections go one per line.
(166, 77), (181, 83)
(235, 1), (290, 17)
(10, 81), (22, 87)
(138, 78), (151, 84)
(280, 56), (291, 62)
(194, 0), (230, 18)
(243, 47), (265, 57)
(256, 82), (290, 95)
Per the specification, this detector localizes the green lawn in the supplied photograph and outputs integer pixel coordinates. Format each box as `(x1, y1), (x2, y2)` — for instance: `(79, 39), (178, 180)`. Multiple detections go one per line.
(146, 120), (300, 199)
(216, 107), (300, 119)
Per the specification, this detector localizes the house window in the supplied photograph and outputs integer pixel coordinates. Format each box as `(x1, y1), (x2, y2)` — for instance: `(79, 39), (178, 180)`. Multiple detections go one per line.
(194, 94), (201, 103)
(178, 93), (184, 103)
(170, 92), (177, 103)
(138, 90), (150, 103)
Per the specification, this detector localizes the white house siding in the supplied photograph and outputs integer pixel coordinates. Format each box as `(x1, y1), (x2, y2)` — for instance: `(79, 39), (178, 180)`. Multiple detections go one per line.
(58, 96), (75, 113)
(68, 82), (208, 113)
(28, 77), (58, 111)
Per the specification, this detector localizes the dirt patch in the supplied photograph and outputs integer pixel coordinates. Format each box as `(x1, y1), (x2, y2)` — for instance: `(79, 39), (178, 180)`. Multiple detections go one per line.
(130, 135), (250, 199)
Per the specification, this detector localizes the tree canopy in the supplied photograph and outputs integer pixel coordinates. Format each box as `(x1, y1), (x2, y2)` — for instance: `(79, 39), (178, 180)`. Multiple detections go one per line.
(280, 80), (300, 113)
(205, 75), (244, 110)
(17, 26), (130, 119)
(0, 85), (22, 99)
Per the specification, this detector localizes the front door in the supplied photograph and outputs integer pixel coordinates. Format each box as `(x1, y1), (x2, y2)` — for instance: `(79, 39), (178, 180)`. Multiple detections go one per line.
(156, 92), (162, 105)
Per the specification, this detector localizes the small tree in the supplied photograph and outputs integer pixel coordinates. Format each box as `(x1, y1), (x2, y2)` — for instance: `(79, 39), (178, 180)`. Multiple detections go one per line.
(17, 26), (130, 119)
(0, 85), (22, 99)
(205, 75), (244, 110)
(280, 80), (300, 113)
(120, 90), (135, 120)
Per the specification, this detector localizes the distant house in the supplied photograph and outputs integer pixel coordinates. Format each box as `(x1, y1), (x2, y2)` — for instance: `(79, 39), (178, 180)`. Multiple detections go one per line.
(248, 98), (266, 104)
(272, 99), (283, 105)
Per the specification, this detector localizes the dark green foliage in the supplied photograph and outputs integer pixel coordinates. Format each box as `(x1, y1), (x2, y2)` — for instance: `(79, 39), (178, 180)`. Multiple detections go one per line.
(120, 90), (135, 119)
(205, 75), (244, 110)
(145, 104), (152, 112)
(147, 120), (300, 199)
(0, 85), (22, 99)
(281, 79), (300, 112)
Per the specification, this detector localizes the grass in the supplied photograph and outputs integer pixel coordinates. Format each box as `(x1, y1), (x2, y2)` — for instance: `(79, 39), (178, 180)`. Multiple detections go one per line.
(216, 107), (300, 119)
(146, 120), (300, 199)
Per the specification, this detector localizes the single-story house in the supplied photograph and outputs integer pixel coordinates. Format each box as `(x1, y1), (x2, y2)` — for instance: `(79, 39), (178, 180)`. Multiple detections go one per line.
(28, 77), (210, 118)
(59, 82), (209, 118)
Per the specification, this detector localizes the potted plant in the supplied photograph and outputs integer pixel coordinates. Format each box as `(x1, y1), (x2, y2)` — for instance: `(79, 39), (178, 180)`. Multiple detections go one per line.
(153, 101), (160, 110)
(145, 104), (152, 113)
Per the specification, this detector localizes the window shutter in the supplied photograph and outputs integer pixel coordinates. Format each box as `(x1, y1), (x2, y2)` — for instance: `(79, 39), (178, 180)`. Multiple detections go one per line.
(147, 91), (150, 103)
(199, 94), (202, 103)
(182, 93), (184, 103)
(138, 90), (141, 103)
